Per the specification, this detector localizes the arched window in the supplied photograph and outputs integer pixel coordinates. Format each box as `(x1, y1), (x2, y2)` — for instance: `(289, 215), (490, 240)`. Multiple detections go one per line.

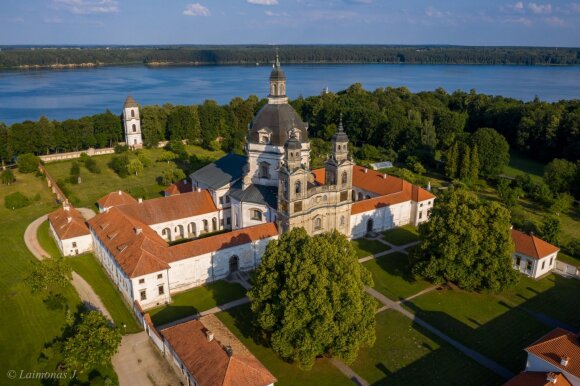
(174, 225), (184, 239)
(188, 222), (196, 236)
(132, 124), (136, 132)
(341, 171), (348, 186)
(338, 145), (341, 151)
(280, 84), (285, 95)
(212, 217), (217, 231)
(272, 84), (277, 95)
(203, 219), (208, 232)
(358, 192), (364, 201)
(295, 180), (301, 194)
(131, 109), (135, 118)
(162, 227), (171, 240)
(314, 217), (322, 230)
(260, 162), (270, 179)
(340, 216), (345, 227)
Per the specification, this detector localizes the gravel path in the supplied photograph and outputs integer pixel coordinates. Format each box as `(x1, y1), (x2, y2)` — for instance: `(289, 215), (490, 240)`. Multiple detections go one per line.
(71, 271), (113, 322)
(24, 214), (50, 261)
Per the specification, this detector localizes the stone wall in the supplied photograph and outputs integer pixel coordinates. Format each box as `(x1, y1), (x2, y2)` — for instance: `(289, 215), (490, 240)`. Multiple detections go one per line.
(39, 147), (115, 163)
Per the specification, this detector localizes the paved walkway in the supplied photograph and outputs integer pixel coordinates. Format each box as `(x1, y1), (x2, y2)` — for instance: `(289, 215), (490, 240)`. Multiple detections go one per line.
(24, 214), (50, 260)
(71, 271), (114, 322)
(358, 240), (420, 264)
(157, 297), (251, 330)
(365, 287), (514, 380)
(112, 332), (182, 386)
(330, 358), (369, 386)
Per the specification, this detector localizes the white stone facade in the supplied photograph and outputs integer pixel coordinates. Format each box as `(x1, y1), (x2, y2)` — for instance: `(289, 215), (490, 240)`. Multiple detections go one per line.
(49, 222), (92, 256)
(512, 252), (558, 279)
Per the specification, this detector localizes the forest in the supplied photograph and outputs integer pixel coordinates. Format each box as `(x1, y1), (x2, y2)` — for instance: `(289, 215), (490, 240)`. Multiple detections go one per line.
(1, 45), (580, 68)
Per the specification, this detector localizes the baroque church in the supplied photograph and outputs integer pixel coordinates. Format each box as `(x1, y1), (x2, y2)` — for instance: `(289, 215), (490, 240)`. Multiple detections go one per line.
(48, 56), (435, 311)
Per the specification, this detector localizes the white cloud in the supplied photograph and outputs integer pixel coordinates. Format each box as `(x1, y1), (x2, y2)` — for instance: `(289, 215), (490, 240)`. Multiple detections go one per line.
(513, 1), (525, 10)
(247, 0), (278, 5)
(503, 16), (533, 25)
(545, 16), (566, 25)
(425, 6), (444, 18)
(183, 3), (210, 16)
(569, 3), (580, 13)
(53, 0), (118, 15)
(265, 10), (288, 16)
(528, 2), (552, 14)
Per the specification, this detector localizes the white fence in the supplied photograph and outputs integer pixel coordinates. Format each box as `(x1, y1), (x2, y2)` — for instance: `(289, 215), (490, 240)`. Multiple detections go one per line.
(39, 147), (115, 163)
(554, 261), (579, 279)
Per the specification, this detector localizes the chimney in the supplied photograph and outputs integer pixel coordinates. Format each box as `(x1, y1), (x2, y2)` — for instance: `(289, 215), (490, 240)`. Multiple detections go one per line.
(547, 372), (558, 384)
(67, 217), (72, 223)
(138, 198), (143, 203)
(134, 227), (142, 235)
(383, 173), (387, 179)
(225, 345), (233, 357)
(205, 330), (214, 342)
(63, 204), (70, 212)
(195, 187), (201, 192)
(118, 190), (122, 195)
(560, 356), (570, 366)
(364, 168), (368, 174)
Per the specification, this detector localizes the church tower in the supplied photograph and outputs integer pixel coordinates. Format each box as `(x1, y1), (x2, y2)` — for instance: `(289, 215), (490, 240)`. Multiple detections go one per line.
(268, 52), (288, 105)
(277, 132), (309, 234)
(123, 96), (143, 148)
(325, 116), (353, 189)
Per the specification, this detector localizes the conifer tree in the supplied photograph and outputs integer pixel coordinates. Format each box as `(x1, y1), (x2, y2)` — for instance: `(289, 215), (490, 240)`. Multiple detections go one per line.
(445, 142), (459, 178)
(470, 145), (480, 182)
(460, 145), (471, 181)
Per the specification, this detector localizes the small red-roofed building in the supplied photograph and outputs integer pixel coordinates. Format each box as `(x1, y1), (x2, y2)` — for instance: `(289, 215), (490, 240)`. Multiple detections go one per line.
(511, 229), (560, 279)
(164, 179), (193, 197)
(47, 204), (92, 256)
(97, 190), (138, 213)
(160, 315), (276, 386)
(505, 328), (580, 386)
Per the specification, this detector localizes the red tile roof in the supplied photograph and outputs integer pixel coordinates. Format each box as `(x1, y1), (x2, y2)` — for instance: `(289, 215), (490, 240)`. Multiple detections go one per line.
(511, 229), (560, 260)
(48, 206), (90, 239)
(164, 180), (193, 196)
(526, 328), (580, 379)
(161, 318), (276, 386)
(170, 223), (278, 262)
(88, 207), (170, 278)
(504, 372), (572, 386)
(97, 190), (137, 209)
(117, 191), (217, 225)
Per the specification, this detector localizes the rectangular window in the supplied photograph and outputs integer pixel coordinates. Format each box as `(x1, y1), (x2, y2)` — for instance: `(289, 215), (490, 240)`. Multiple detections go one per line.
(140, 290), (147, 301)
(226, 217), (231, 225)
(419, 211), (423, 219)
(526, 260), (533, 272)
(294, 201), (302, 213)
(219, 197), (224, 205)
(220, 219), (224, 227)
(541, 261), (546, 270)
(225, 196), (230, 203)
(139, 278), (145, 284)
(515, 256), (521, 266)
(157, 273), (163, 279)
(340, 191), (348, 202)
(550, 257), (554, 266)
(158, 285), (164, 296)
(251, 210), (262, 221)
(420, 203), (423, 207)
(72, 242), (77, 247)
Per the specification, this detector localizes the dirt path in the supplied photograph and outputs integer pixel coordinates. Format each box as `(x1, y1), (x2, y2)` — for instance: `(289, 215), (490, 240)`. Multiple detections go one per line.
(71, 271), (113, 322)
(24, 214), (50, 261)
(112, 332), (183, 386)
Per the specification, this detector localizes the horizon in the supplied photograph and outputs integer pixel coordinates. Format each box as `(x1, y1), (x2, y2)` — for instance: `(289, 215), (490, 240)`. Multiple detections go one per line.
(2, 0), (579, 47)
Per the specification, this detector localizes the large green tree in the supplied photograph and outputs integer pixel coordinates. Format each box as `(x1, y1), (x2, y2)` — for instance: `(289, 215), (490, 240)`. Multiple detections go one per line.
(543, 158), (577, 194)
(470, 128), (510, 178)
(62, 311), (122, 371)
(412, 188), (519, 292)
(248, 228), (376, 369)
(26, 257), (71, 293)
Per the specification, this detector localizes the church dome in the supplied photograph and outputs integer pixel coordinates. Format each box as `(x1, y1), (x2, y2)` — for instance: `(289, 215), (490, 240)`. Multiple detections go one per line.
(270, 66), (286, 81)
(249, 104), (308, 146)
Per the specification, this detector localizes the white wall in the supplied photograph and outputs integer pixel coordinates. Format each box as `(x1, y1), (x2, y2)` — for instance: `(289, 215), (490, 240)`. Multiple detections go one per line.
(412, 199), (434, 226)
(350, 201), (412, 239)
(150, 211), (220, 241)
(513, 252), (557, 279)
(131, 271), (171, 310)
(49, 222), (93, 256)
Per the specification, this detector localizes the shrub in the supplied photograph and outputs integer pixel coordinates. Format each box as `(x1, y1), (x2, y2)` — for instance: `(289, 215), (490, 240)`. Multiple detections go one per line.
(1, 169), (16, 185)
(17, 153), (40, 173)
(84, 158), (101, 174)
(114, 144), (129, 154)
(109, 154), (129, 177)
(137, 153), (152, 168)
(5, 192), (30, 209)
(79, 152), (89, 163)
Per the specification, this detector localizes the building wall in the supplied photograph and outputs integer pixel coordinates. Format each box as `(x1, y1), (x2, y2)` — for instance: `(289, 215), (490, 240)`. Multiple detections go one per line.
(49, 221), (93, 256)
(123, 107), (143, 147)
(513, 252), (558, 279)
(131, 271), (171, 310)
(350, 201), (412, 239)
(411, 199), (434, 227)
(526, 353), (580, 385)
(150, 211), (221, 241)
(246, 142), (310, 188)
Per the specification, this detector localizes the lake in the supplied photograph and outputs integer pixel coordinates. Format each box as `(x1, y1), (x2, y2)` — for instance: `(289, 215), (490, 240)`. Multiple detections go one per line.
(1, 64), (579, 124)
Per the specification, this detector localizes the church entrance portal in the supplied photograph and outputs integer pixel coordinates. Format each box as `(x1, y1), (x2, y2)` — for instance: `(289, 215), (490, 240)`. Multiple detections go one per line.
(229, 255), (239, 273)
(366, 218), (374, 234)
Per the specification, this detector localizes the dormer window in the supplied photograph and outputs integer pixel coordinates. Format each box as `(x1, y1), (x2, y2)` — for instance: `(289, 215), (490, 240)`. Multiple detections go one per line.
(260, 135), (270, 144)
(258, 128), (272, 144)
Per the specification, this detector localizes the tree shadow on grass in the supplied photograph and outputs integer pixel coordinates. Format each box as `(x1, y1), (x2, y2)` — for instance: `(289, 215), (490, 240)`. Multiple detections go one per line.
(149, 305), (199, 326)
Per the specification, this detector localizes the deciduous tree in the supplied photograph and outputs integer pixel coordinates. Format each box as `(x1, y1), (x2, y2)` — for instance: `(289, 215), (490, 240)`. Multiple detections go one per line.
(471, 128), (510, 178)
(249, 228), (376, 369)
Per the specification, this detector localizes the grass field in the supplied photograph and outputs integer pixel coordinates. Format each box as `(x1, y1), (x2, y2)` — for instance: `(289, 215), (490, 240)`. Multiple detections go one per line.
(68, 254), (142, 333)
(502, 151), (545, 181)
(351, 238), (391, 258)
(216, 304), (352, 386)
(405, 287), (554, 372)
(381, 225), (420, 246)
(350, 310), (504, 386)
(44, 145), (224, 208)
(364, 252), (432, 301)
(0, 171), (118, 384)
(149, 281), (246, 326)
(37, 220), (63, 258)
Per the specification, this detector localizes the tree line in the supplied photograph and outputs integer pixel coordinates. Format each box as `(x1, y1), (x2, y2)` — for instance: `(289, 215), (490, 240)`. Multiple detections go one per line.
(1, 45), (580, 68)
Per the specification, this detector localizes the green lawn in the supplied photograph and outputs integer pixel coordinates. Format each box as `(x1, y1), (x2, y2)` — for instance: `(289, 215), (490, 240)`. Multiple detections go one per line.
(37, 219), (63, 258)
(44, 145), (224, 208)
(557, 252), (580, 267)
(502, 151), (545, 181)
(351, 238), (391, 258)
(0, 171), (118, 384)
(496, 274), (580, 330)
(149, 280), (246, 326)
(216, 304), (352, 386)
(405, 287), (553, 372)
(381, 225), (420, 246)
(350, 310), (504, 386)
(364, 252), (432, 301)
(68, 254), (142, 333)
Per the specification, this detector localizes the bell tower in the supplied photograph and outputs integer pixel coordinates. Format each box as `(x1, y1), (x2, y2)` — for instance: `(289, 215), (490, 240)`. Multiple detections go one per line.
(268, 51), (288, 105)
(325, 115), (353, 193)
(123, 96), (143, 149)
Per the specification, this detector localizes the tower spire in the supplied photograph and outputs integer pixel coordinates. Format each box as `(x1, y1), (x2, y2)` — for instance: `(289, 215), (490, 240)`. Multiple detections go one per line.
(338, 112), (344, 133)
(275, 48), (280, 68)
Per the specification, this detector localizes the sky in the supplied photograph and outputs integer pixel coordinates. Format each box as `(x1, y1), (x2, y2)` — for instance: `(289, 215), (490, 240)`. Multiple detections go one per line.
(1, 0), (579, 46)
